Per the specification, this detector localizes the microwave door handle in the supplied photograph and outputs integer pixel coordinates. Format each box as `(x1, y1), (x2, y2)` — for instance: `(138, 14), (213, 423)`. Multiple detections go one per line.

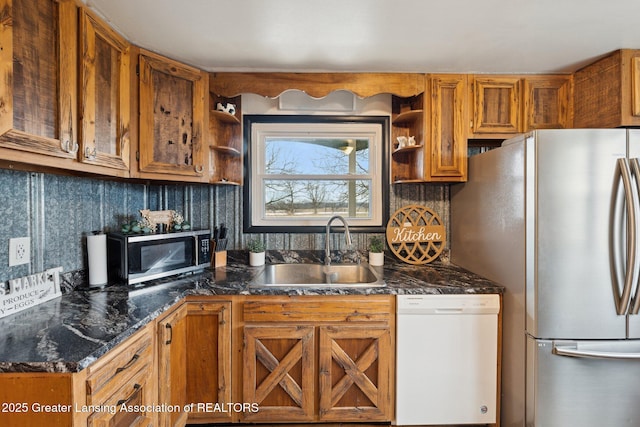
(628, 158), (640, 315)
(194, 235), (200, 265)
(554, 345), (640, 360)
(613, 158), (636, 315)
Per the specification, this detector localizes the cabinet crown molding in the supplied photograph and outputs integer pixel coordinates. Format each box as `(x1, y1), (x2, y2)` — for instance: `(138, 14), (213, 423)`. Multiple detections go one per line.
(209, 72), (425, 98)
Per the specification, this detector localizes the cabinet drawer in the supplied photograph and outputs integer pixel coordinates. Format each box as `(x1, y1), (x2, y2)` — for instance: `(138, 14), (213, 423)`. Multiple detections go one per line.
(87, 364), (154, 427)
(86, 325), (154, 405)
(243, 295), (393, 323)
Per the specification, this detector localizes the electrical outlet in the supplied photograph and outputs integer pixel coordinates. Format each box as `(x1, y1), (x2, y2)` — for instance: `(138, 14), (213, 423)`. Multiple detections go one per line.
(9, 237), (30, 267)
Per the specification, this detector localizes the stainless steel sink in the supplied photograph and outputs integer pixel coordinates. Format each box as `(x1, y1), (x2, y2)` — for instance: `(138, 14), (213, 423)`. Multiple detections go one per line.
(250, 263), (385, 288)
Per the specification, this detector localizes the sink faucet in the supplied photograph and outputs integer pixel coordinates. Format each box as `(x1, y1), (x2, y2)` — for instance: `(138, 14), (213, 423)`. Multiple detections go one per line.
(325, 215), (352, 266)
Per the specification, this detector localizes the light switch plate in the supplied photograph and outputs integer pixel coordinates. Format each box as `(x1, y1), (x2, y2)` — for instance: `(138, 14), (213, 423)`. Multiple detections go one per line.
(9, 237), (30, 266)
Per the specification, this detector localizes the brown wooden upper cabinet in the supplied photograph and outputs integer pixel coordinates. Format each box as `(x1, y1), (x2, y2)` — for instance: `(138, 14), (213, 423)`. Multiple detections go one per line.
(392, 73), (573, 183)
(471, 76), (522, 135)
(0, 0), (78, 162)
(137, 50), (207, 182)
(426, 74), (469, 182)
(523, 76), (573, 130)
(470, 74), (573, 138)
(79, 8), (131, 175)
(573, 49), (640, 128)
(391, 74), (468, 183)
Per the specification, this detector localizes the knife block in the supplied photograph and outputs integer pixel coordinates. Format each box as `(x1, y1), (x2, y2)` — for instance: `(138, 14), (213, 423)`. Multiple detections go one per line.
(211, 250), (227, 268)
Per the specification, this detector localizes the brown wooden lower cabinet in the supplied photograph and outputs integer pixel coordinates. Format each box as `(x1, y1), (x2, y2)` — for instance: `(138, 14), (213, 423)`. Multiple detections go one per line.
(86, 367), (154, 427)
(157, 302), (189, 427)
(0, 322), (157, 427)
(84, 322), (156, 427)
(243, 325), (316, 422)
(0, 373), (81, 426)
(318, 325), (391, 421)
(239, 295), (395, 423)
(0, 295), (394, 426)
(157, 298), (232, 427)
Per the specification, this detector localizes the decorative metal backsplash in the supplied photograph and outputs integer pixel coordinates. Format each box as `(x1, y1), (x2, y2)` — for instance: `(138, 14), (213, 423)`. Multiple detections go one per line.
(0, 169), (450, 283)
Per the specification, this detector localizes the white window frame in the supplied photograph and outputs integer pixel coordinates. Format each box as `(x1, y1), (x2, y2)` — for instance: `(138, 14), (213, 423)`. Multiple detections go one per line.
(243, 115), (389, 232)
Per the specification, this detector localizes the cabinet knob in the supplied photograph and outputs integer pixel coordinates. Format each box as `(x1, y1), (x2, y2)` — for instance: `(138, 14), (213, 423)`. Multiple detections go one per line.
(85, 147), (97, 160)
(195, 165), (204, 174)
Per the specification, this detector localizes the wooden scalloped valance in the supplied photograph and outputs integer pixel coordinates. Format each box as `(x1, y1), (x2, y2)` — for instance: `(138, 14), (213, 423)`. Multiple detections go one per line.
(209, 72), (426, 98)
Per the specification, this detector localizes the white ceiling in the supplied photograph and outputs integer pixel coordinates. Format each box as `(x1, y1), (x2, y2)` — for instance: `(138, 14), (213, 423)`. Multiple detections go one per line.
(81, 0), (640, 74)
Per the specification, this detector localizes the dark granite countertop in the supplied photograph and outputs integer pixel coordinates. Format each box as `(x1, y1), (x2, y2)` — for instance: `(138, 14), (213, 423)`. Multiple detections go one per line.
(0, 253), (502, 373)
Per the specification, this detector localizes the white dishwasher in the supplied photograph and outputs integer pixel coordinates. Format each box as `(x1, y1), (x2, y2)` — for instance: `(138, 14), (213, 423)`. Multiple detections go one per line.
(395, 294), (500, 425)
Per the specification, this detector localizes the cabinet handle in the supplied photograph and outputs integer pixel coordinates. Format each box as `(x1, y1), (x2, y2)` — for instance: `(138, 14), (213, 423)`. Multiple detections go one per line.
(165, 323), (173, 345)
(195, 165), (204, 174)
(61, 139), (78, 155)
(115, 353), (140, 375)
(85, 147), (97, 160)
(116, 383), (141, 406)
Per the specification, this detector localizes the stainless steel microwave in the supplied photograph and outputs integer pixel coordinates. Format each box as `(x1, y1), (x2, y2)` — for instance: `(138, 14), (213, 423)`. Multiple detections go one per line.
(107, 229), (211, 285)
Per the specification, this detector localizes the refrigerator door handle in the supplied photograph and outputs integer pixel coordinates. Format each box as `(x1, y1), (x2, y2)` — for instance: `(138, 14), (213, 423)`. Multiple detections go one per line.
(554, 344), (640, 360)
(628, 158), (640, 315)
(612, 158), (636, 315)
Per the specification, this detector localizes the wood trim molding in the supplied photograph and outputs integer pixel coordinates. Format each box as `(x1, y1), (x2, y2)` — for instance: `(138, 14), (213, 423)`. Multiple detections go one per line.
(209, 72), (425, 98)
(632, 56), (640, 117)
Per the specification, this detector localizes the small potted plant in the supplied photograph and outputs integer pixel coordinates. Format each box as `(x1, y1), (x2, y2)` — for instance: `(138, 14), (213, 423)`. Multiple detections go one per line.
(247, 238), (266, 266)
(368, 236), (385, 266)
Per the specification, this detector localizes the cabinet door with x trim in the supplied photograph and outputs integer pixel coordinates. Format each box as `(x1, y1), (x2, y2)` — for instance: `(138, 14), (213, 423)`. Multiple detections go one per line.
(240, 296), (394, 423)
(243, 325), (316, 422)
(318, 325), (391, 421)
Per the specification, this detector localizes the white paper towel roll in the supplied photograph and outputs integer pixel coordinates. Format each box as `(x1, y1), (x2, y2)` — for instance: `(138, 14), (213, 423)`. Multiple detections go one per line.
(87, 233), (108, 287)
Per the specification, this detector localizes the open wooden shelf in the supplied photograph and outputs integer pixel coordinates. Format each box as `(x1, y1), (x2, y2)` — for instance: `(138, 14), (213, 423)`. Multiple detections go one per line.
(392, 144), (424, 155)
(391, 94), (425, 184)
(210, 109), (240, 124)
(392, 178), (426, 184)
(393, 109), (423, 125)
(211, 179), (242, 185)
(209, 94), (242, 185)
(210, 145), (241, 156)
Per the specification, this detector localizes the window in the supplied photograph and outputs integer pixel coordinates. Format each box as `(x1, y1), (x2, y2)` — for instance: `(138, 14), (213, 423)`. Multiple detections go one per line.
(244, 115), (389, 233)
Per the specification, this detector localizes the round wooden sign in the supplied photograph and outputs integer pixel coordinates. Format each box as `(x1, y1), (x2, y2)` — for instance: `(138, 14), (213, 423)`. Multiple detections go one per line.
(386, 205), (446, 265)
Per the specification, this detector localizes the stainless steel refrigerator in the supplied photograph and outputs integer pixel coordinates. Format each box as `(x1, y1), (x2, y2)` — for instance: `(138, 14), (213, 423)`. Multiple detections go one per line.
(451, 129), (640, 427)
